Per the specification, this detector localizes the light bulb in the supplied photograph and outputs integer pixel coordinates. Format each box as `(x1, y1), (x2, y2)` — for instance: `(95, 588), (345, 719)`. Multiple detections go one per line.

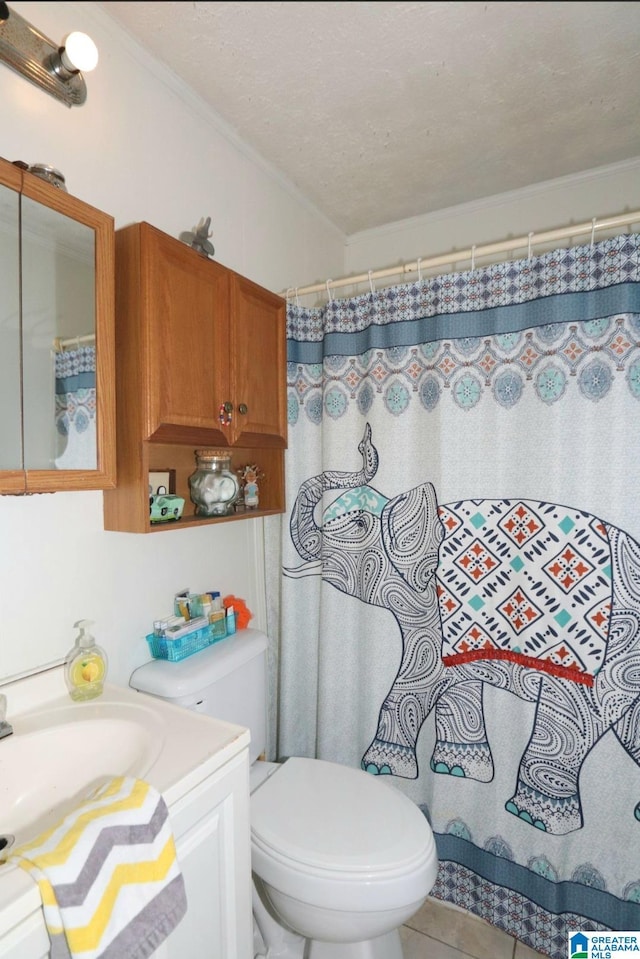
(61, 32), (99, 73)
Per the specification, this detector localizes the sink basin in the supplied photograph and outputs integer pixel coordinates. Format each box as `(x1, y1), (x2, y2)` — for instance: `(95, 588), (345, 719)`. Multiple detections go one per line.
(0, 700), (164, 844)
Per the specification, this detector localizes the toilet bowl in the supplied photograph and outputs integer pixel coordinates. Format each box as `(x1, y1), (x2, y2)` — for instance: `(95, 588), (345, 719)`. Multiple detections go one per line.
(250, 756), (438, 958)
(130, 629), (438, 958)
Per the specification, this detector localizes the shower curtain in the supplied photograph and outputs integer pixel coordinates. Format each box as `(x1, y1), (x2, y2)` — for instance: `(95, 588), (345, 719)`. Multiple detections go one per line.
(272, 232), (640, 958)
(54, 344), (97, 469)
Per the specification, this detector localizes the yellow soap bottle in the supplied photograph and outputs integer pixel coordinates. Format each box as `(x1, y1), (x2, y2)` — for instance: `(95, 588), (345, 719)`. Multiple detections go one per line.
(64, 620), (108, 702)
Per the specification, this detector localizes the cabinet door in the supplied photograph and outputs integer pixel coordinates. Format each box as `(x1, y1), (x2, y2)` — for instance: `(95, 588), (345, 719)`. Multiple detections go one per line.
(142, 224), (230, 445)
(0, 908), (50, 959)
(229, 273), (287, 448)
(158, 752), (253, 959)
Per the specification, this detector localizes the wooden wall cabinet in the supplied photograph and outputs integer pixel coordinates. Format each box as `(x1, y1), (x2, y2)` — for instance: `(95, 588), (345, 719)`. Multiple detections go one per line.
(0, 157), (115, 493)
(103, 222), (287, 533)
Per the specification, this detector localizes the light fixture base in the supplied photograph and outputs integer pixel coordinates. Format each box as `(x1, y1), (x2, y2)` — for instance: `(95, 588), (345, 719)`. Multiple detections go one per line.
(0, 5), (87, 106)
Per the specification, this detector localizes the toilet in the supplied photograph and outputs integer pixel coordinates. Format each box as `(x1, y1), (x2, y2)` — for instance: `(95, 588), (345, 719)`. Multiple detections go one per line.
(130, 628), (438, 958)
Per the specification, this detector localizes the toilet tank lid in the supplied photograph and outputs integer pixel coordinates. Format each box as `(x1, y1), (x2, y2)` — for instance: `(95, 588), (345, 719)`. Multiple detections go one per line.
(129, 628), (268, 700)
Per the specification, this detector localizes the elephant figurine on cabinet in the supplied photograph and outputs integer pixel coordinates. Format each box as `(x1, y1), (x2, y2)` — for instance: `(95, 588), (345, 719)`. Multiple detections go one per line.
(287, 424), (640, 835)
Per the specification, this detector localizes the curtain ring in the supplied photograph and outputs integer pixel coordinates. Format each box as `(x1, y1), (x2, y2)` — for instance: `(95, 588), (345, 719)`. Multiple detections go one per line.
(295, 288), (300, 307)
(325, 279), (334, 303)
(590, 217), (597, 249)
(285, 287), (294, 302)
(368, 270), (375, 295)
(527, 232), (534, 260)
(470, 245), (476, 272)
(416, 257), (422, 283)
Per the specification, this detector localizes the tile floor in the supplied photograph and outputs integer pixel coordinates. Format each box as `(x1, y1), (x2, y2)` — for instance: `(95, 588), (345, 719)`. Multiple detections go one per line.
(401, 897), (549, 959)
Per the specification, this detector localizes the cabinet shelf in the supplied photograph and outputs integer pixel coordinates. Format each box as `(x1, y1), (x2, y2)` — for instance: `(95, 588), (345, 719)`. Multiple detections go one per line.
(148, 441), (284, 532)
(147, 507), (283, 533)
(105, 437), (285, 534)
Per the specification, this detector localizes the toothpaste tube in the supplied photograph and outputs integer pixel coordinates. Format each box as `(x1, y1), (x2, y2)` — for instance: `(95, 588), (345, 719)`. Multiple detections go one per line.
(164, 615), (209, 641)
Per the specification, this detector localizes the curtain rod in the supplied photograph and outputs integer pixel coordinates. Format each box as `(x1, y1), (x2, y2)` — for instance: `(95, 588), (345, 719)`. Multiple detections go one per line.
(282, 210), (640, 300)
(53, 333), (95, 352)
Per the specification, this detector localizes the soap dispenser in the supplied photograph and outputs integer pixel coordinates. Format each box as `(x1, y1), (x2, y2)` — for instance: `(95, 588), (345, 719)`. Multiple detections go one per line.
(65, 620), (108, 702)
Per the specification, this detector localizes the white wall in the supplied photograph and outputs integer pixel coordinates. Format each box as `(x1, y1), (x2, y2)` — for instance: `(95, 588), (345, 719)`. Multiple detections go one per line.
(344, 156), (640, 285)
(0, 1), (345, 684)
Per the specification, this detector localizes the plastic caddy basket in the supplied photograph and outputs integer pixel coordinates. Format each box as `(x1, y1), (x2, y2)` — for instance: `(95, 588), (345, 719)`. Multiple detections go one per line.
(145, 622), (227, 662)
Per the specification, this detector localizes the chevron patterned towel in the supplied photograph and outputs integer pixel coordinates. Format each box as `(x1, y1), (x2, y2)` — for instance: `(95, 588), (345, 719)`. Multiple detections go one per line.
(9, 776), (187, 959)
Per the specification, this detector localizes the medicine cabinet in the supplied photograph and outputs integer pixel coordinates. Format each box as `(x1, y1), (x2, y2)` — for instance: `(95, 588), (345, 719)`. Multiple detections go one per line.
(0, 157), (115, 493)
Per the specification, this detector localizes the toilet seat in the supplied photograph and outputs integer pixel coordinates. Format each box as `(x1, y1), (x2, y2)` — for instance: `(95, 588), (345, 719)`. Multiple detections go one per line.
(251, 757), (437, 912)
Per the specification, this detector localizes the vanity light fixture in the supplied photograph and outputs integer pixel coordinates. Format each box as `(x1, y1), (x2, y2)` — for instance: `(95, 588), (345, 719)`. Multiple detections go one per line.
(0, 2), (98, 106)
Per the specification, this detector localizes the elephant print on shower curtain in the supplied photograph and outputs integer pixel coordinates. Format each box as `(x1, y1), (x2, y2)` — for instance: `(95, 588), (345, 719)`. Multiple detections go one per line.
(287, 424), (640, 836)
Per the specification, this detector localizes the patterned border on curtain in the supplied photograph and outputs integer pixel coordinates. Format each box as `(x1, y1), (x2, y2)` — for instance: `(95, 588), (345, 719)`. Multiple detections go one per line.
(281, 233), (640, 959)
(54, 345), (96, 468)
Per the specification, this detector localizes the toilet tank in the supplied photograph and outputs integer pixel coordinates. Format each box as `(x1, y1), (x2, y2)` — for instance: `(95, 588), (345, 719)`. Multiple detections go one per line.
(129, 628), (268, 764)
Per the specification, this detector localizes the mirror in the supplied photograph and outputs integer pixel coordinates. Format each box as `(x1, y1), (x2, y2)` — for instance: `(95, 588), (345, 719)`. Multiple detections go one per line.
(0, 180), (22, 472)
(21, 195), (97, 471)
(0, 158), (115, 492)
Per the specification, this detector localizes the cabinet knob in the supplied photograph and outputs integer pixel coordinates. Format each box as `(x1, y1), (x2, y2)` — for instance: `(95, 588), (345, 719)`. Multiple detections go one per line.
(238, 403), (248, 415)
(223, 401), (233, 413)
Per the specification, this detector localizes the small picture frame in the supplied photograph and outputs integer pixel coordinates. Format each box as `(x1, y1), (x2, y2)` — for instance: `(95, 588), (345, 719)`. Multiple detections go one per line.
(148, 469), (175, 496)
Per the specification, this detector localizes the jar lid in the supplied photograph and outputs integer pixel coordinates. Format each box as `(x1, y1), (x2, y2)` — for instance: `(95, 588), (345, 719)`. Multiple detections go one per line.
(195, 449), (232, 465)
(195, 449), (229, 458)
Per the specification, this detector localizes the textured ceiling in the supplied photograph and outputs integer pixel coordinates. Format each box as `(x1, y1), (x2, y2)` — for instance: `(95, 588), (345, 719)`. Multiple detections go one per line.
(98, 1), (640, 235)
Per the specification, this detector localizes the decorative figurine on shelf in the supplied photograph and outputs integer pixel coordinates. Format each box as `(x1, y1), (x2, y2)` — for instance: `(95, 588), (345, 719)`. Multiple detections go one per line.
(179, 216), (215, 258)
(238, 464), (263, 510)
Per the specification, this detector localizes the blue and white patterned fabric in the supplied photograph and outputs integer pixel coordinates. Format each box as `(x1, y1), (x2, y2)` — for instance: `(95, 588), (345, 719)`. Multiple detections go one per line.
(275, 232), (640, 959)
(54, 346), (97, 469)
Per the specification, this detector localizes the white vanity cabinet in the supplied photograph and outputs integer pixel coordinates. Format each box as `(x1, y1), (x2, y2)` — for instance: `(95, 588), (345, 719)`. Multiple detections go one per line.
(0, 746), (253, 959)
(0, 674), (253, 959)
(0, 908), (49, 959)
(159, 749), (253, 958)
